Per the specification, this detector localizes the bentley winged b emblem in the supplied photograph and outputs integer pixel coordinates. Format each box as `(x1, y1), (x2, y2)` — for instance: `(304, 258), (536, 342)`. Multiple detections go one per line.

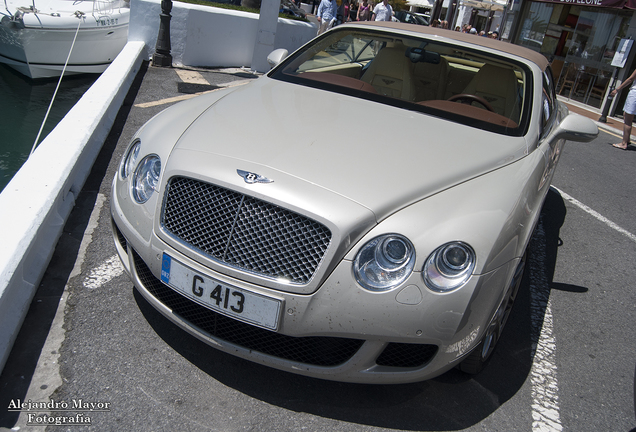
(237, 169), (274, 184)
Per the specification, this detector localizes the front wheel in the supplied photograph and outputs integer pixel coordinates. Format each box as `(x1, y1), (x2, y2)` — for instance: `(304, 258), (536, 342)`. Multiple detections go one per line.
(459, 252), (526, 374)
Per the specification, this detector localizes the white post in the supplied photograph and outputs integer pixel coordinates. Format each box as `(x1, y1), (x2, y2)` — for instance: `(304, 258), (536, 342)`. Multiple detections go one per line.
(251, 0), (280, 73)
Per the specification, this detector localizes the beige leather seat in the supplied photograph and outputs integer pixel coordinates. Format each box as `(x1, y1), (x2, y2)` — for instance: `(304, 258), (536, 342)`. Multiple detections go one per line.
(413, 57), (449, 101)
(361, 43), (415, 101)
(462, 64), (520, 122)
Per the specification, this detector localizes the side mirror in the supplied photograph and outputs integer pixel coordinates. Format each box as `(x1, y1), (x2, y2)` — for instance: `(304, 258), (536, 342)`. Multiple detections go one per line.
(553, 113), (598, 142)
(267, 49), (289, 69)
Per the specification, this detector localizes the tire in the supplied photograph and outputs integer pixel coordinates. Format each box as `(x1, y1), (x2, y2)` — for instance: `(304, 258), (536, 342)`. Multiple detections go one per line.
(459, 252), (526, 374)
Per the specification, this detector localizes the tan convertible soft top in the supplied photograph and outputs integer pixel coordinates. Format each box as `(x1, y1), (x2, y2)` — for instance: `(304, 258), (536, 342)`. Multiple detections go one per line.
(346, 21), (550, 72)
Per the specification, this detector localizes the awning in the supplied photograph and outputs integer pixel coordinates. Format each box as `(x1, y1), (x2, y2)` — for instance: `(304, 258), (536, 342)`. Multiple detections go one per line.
(459, 0), (507, 10)
(406, 0), (435, 8)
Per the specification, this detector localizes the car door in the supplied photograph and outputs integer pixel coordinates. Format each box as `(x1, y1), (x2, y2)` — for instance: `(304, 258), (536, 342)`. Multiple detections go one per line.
(537, 67), (564, 191)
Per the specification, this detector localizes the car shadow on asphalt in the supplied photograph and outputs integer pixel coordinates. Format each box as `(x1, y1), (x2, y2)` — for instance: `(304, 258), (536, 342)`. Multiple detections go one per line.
(133, 188), (581, 431)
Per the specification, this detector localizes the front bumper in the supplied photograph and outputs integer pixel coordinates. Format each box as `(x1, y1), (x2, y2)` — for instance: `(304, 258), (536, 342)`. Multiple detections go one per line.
(111, 190), (518, 384)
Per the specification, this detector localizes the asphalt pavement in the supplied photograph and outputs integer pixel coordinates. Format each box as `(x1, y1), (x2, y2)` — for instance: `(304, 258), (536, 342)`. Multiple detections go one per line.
(1, 62), (636, 432)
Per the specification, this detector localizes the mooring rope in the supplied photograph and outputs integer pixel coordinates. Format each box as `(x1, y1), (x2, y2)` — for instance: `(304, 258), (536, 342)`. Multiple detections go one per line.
(30, 16), (83, 156)
(3, 0), (12, 18)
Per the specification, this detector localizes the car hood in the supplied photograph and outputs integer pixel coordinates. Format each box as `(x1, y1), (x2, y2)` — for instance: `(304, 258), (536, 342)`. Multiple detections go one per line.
(173, 77), (528, 221)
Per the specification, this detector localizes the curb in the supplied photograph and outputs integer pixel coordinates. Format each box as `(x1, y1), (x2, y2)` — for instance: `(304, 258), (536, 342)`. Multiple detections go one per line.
(0, 42), (146, 374)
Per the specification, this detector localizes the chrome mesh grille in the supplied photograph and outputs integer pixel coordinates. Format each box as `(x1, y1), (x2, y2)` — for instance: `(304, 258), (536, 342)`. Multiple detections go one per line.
(162, 176), (332, 284)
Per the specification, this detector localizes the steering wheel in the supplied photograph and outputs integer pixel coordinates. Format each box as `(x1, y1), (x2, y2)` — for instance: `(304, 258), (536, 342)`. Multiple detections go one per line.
(448, 94), (495, 112)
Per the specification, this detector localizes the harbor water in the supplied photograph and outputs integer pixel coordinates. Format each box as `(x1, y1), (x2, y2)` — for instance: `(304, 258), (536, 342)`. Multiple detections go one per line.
(0, 64), (97, 192)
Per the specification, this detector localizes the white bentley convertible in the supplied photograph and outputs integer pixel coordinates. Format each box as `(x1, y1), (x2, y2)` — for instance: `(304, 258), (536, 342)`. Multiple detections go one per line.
(111, 22), (597, 384)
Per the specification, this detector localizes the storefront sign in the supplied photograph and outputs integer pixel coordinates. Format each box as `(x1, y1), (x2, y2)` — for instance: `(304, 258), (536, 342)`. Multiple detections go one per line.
(534, 0), (631, 8)
(611, 38), (634, 68)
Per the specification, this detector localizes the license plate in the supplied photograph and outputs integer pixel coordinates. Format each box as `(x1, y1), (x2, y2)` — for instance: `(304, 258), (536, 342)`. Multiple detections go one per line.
(160, 254), (282, 330)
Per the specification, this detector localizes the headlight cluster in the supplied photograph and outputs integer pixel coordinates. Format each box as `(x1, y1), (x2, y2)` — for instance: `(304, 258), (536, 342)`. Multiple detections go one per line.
(133, 155), (161, 203)
(120, 140), (162, 204)
(121, 139), (140, 179)
(422, 242), (475, 292)
(353, 234), (415, 291)
(354, 236), (475, 293)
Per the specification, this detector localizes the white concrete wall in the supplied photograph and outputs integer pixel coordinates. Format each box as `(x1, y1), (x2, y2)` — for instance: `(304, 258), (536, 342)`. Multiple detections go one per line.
(0, 42), (146, 373)
(129, 0), (317, 70)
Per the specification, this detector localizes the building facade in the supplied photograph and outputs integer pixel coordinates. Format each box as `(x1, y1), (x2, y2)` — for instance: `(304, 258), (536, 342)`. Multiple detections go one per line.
(507, 0), (636, 115)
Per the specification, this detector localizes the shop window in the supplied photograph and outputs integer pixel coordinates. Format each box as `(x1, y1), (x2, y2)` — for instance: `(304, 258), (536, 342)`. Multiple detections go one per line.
(518, 2), (553, 53)
(557, 9), (629, 108)
(516, 1), (629, 109)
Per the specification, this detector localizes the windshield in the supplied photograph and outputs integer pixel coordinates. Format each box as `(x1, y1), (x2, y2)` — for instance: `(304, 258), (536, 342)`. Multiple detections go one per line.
(270, 27), (532, 136)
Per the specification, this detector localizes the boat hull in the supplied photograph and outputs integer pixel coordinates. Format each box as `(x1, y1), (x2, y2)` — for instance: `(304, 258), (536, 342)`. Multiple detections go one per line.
(0, 6), (129, 79)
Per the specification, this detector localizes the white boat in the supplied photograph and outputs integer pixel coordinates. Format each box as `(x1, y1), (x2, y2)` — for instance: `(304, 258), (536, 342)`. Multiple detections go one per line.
(0, 0), (129, 79)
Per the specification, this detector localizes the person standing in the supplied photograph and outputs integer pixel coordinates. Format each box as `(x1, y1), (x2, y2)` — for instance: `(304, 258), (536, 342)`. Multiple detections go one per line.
(343, 0), (350, 22)
(372, 0), (393, 21)
(610, 68), (636, 150)
(357, 0), (371, 21)
(316, 0), (338, 35)
(349, 0), (357, 21)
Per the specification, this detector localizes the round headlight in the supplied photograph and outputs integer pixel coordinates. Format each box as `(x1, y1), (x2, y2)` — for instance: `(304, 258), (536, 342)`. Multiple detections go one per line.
(353, 234), (415, 291)
(121, 139), (140, 179)
(132, 155), (161, 203)
(423, 242), (475, 292)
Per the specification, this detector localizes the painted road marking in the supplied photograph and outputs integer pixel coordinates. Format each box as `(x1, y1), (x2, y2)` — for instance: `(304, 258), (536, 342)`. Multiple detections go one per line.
(600, 128), (622, 139)
(176, 69), (209, 85)
(529, 220), (562, 432)
(553, 186), (636, 243)
(83, 255), (124, 289)
(135, 80), (250, 109)
(527, 185), (636, 431)
(597, 125), (636, 142)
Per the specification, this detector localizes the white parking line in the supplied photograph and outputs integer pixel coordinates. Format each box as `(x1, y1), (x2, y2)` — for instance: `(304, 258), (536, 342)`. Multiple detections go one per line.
(529, 221), (563, 432)
(527, 187), (635, 431)
(83, 255), (124, 289)
(134, 80), (250, 109)
(553, 186), (636, 243)
(175, 69), (209, 85)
